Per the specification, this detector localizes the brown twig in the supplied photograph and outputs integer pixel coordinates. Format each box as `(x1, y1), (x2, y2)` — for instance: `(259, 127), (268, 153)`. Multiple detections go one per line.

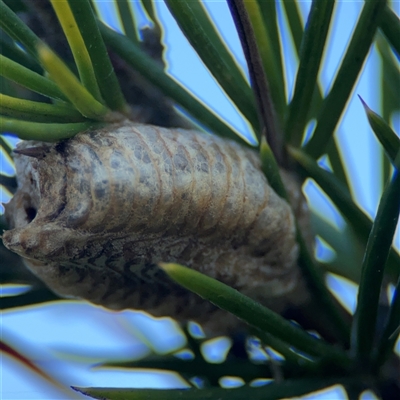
(227, 0), (284, 165)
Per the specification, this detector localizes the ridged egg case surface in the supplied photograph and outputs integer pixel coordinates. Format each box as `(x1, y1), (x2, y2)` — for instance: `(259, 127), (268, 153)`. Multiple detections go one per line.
(3, 122), (304, 333)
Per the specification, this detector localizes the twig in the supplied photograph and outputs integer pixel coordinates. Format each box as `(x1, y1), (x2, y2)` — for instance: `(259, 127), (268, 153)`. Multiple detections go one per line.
(227, 0), (284, 164)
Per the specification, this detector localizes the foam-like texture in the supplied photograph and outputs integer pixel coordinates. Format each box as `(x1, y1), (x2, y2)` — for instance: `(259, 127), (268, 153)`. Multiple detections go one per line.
(3, 121), (308, 333)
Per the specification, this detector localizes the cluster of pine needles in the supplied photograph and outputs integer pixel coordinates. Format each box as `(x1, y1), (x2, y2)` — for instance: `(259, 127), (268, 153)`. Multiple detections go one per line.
(0, 0), (399, 399)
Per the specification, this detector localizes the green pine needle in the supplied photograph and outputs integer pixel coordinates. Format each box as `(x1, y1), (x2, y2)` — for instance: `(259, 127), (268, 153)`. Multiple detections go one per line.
(256, 0), (285, 111)
(244, 0), (286, 122)
(327, 140), (351, 190)
(160, 262), (351, 368)
(304, 0), (387, 158)
(359, 95), (400, 165)
(285, 0), (335, 146)
(0, 135), (13, 156)
(0, 116), (104, 141)
(73, 378), (356, 400)
(98, 21), (251, 146)
(0, 94), (85, 122)
(0, 1), (41, 60)
(311, 212), (363, 283)
(141, 0), (161, 31)
(259, 136), (287, 199)
(0, 54), (67, 101)
(37, 44), (110, 120)
(289, 146), (400, 284)
(282, 0), (304, 53)
(351, 154), (400, 366)
(0, 287), (61, 310)
(0, 34), (41, 73)
(374, 271), (400, 368)
(165, 0), (259, 133)
(295, 225), (351, 344)
(379, 5), (400, 57)
(66, 0), (130, 114)
(50, 0), (103, 103)
(116, 0), (139, 44)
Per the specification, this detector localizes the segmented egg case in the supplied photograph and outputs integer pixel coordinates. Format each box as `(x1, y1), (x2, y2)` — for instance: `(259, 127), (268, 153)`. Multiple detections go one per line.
(3, 121), (307, 333)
